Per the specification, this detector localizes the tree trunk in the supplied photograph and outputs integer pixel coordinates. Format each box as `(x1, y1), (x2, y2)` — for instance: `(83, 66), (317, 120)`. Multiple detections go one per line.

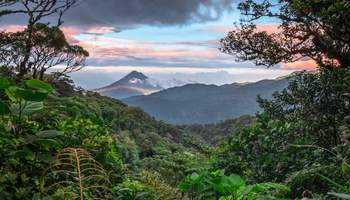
(16, 25), (33, 82)
(39, 69), (45, 80)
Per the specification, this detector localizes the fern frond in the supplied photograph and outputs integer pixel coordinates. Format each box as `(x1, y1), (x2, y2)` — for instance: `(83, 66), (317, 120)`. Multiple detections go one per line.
(42, 148), (112, 200)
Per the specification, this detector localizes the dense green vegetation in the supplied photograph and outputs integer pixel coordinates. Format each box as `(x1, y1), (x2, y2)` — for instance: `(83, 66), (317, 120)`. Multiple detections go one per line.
(179, 115), (254, 145)
(3, 70), (350, 199)
(0, 75), (208, 199)
(1, 0), (350, 199)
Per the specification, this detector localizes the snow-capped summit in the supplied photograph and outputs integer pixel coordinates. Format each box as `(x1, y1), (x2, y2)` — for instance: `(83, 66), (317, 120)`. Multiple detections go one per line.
(94, 71), (163, 99)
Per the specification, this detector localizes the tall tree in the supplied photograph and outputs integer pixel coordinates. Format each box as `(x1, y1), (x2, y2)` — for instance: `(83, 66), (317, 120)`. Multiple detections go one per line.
(0, 0), (88, 80)
(220, 0), (350, 69)
(0, 23), (88, 80)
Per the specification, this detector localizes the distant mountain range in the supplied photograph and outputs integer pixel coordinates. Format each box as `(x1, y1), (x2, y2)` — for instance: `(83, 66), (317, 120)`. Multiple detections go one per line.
(123, 77), (289, 124)
(94, 71), (162, 99)
(95, 71), (289, 124)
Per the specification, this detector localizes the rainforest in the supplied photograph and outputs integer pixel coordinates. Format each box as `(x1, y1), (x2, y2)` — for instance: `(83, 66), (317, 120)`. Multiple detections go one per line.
(1, 0), (350, 199)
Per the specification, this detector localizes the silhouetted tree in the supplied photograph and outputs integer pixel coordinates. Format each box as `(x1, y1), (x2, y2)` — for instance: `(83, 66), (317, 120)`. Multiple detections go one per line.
(220, 0), (350, 69)
(0, 0), (88, 80)
(0, 0), (78, 24)
(0, 24), (88, 80)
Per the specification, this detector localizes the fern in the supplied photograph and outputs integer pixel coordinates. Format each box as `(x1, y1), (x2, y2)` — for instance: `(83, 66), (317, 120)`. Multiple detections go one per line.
(41, 148), (112, 200)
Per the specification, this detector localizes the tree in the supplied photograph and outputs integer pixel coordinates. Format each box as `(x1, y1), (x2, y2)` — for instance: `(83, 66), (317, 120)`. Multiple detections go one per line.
(257, 69), (350, 147)
(0, 0), (18, 15)
(220, 0), (350, 69)
(0, 0), (79, 24)
(0, 23), (88, 80)
(0, 0), (88, 80)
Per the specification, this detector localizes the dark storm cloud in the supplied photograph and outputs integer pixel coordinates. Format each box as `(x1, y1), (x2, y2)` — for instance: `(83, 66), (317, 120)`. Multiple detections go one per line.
(64, 0), (234, 28)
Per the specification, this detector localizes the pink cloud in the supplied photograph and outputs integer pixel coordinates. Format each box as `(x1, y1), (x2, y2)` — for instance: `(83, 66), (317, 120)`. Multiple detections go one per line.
(78, 40), (219, 61)
(72, 34), (221, 63)
(0, 25), (25, 32)
(0, 25), (117, 44)
(281, 59), (317, 70)
(62, 26), (118, 44)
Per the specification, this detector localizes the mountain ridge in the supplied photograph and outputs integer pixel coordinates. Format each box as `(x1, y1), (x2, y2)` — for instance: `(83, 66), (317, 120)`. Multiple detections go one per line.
(123, 78), (289, 124)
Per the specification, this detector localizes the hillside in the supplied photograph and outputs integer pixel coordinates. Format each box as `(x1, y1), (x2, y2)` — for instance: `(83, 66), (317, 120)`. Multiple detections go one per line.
(123, 78), (289, 124)
(179, 115), (254, 145)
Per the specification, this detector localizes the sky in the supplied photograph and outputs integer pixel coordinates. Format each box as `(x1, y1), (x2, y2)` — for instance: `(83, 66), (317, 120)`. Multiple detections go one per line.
(0, 0), (316, 89)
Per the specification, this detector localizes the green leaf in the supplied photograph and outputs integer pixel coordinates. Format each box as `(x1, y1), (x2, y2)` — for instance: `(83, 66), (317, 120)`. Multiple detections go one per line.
(328, 192), (350, 199)
(193, 183), (206, 193)
(104, 115), (114, 123)
(0, 100), (10, 114)
(33, 138), (60, 150)
(25, 79), (53, 93)
(208, 175), (245, 195)
(91, 117), (103, 126)
(22, 133), (62, 151)
(15, 148), (35, 161)
(36, 130), (64, 138)
(236, 182), (290, 200)
(6, 86), (48, 101)
(11, 101), (43, 116)
(189, 172), (200, 181)
(177, 182), (191, 191)
(0, 77), (10, 89)
(22, 101), (44, 115)
(341, 162), (350, 173)
(5, 87), (17, 101)
(134, 192), (150, 199)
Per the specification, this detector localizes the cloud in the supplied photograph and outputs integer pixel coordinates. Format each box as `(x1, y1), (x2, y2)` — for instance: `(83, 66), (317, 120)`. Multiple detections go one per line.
(281, 59), (317, 70)
(0, 25), (25, 32)
(0, 24), (119, 43)
(0, 24), (229, 67)
(69, 34), (239, 67)
(63, 0), (235, 28)
(67, 66), (296, 89)
(0, 0), (235, 33)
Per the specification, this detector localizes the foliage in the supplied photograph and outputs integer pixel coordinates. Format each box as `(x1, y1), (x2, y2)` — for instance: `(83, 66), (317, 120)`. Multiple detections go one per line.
(179, 115), (254, 146)
(216, 114), (306, 183)
(328, 192), (350, 200)
(0, 79), (125, 199)
(0, 0), (87, 80)
(140, 171), (182, 200)
(220, 0), (350, 68)
(258, 69), (350, 147)
(220, 1), (350, 193)
(177, 170), (290, 200)
(215, 90), (350, 197)
(0, 23), (88, 80)
(286, 165), (343, 198)
(0, 77), (52, 133)
(112, 178), (150, 200)
(0, 76), (209, 199)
